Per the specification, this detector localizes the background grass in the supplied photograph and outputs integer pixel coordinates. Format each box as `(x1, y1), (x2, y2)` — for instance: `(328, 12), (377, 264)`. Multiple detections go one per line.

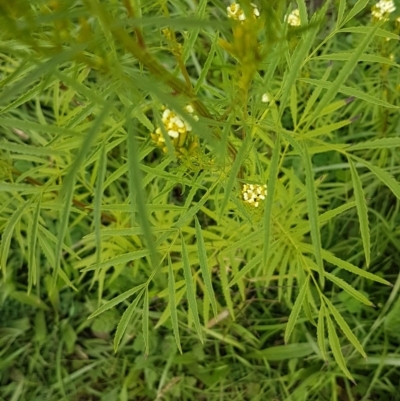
(1, 0), (400, 400)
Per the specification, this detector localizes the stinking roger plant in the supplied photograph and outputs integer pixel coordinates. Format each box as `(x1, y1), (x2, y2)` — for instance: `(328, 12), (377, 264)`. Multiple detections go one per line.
(1, 0), (400, 393)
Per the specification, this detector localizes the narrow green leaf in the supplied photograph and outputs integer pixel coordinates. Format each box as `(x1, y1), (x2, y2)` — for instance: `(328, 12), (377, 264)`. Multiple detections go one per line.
(88, 284), (145, 319)
(342, 0), (371, 24)
(0, 199), (32, 273)
(317, 303), (327, 361)
(347, 138), (400, 151)
(302, 144), (324, 287)
(195, 216), (217, 317)
(28, 197), (41, 293)
(299, 78), (399, 109)
(325, 297), (367, 358)
(355, 157), (400, 200)
(348, 158), (370, 266)
(249, 343), (314, 360)
(142, 288), (149, 356)
(326, 314), (355, 382)
(81, 250), (150, 272)
(181, 233), (203, 342)
(285, 275), (310, 343)
(263, 133), (281, 265)
(219, 258), (235, 320)
(308, 22), (379, 126)
(127, 119), (159, 270)
(94, 144), (107, 269)
(114, 289), (144, 352)
(194, 35), (218, 93)
(300, 244), (391, 285)
(229, 253), (262, 287)
(168, 254), (182, 353)
(54, 102), (110, 287)
(324, 271), (373, 306)
(0, 141), (65, 157)
(219, 133), (251, 217)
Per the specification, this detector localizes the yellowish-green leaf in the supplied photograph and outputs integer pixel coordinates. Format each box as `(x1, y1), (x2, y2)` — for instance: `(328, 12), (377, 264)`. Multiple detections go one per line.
(114, 289), (144, 352)
(168, 254), (182, 353)
(348, 158), (370, 266)
(325, 297), (366, 358)
(181, 233), (203, 342)
(326, 314), (355, 382)
(285, 275), (310, 343)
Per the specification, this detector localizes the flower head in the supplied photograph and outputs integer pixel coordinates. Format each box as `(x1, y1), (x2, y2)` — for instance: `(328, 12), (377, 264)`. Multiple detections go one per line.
(371, 0), (396, 21)
(227, 3), (260, 21)
(151, 105), (199, 157)
(242, 184), (267, 208)
(287, 8), (301, 27)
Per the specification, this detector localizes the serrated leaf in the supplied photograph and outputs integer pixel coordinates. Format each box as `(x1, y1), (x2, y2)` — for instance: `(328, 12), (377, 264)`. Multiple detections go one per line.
(347, 138), (400, 151)
(326, 314), (355, 382)
(181, 233), (203, 342)
(317, 304), (327, 361)
(168, 254), (182, 353)
(348, 158), (370, 266)
(300, 244), (391, 285)
(285, 275), (310, 343)
(324, 271), (373, 307)
(195, 217), (217, 318)
(324, 297), (366, 358)
(355, 156), (400, 200)
(114, 289), (144, 352)
(88, 284), (145, 319)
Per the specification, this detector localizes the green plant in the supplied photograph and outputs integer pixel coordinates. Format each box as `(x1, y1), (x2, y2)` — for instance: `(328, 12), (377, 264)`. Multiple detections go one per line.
(1, 0), (400, 399)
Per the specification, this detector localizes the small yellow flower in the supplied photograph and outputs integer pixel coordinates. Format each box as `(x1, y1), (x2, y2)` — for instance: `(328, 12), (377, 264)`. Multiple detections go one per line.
(150, 105), (199, 157)
(261, 93), (270, 103)
(227, 2), (260, 21)
(242, 183), (267, 208)
(287, 9), (301, 27)
(371, 0), (396, 21)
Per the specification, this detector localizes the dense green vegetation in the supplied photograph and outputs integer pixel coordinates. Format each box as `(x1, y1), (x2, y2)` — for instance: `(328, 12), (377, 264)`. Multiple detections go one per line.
(1, 0), (400, 399)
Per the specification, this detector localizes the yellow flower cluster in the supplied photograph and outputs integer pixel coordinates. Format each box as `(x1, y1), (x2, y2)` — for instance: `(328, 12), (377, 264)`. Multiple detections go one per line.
(287, 9), (301, 26)
(371, 0), (396, 21)
(227, 2), (260, 21)
(242, 184), (267, 207)
(150, 105), (199, 156)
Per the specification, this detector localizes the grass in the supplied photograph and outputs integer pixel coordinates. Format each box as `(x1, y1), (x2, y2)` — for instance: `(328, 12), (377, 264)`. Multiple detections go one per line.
(1, 0), (400, 399)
